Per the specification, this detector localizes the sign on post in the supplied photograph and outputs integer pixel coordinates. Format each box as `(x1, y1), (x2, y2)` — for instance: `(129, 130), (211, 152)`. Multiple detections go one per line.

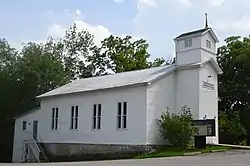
(192, 119), (216, 136)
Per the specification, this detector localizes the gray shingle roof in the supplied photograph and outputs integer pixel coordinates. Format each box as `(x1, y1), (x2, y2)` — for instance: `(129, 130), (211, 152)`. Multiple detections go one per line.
(37, 65), (175, 98)
(174, 27), (219, 43)
(175, 28), (209, 40)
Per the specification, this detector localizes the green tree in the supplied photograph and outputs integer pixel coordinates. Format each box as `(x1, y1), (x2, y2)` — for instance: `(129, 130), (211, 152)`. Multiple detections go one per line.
(16, 42), (70, 110)
(219, 111), (246, 144)
(156, 105), (194, 149)
(0, 24), (98, 161)
(0, 38), (19, 161)
(53, 23), (95, 80)
(88, 35), (167, 75)
(217, 36), (250, 144)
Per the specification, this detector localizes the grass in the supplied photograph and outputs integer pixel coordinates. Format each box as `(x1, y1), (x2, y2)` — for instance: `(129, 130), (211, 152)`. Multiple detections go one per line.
(135, 145), (232, 159)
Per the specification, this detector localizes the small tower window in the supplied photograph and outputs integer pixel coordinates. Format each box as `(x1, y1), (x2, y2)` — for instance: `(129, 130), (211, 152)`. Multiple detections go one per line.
(185, 39), (192, 48)
(206, 40), (211, 48)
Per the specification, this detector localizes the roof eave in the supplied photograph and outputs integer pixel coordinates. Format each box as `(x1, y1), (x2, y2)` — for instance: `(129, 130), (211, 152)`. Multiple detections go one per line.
(36, 82), (149, 99)
(174, 33), (202, 42)
(176, 58), (223, 74)
(148, 66), (176, 84)
(202, 28), (219, 43)
(200, 58), (223, 74)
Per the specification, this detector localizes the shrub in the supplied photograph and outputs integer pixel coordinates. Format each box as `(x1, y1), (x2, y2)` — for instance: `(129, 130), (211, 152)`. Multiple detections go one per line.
(156, 105), (194, 149)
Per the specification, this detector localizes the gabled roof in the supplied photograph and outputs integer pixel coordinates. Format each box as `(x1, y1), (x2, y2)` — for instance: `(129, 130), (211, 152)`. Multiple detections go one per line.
(177, 58), (223, 74)
(174, 27), (219, 43)
(36, 65), (176, 99)
(37, 58), (222, 99)
(175, 28), (208, 39)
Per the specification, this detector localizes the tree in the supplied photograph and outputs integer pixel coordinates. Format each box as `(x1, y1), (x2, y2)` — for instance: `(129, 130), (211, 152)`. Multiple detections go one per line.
(217, 36), (250, 144)
(0, 24), (97, 161)
(16, 42), (71, 110)
(88, 35), (167, 76)
(156, 105), (194, 149)
(0, 38), (19, 161)
(49, 23), (95, 80)
(148, 57), (169, 68)
(219, 111), (246, 144)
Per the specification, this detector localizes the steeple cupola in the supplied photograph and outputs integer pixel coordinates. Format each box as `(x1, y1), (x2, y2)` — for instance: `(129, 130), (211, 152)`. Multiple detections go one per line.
(173, 13), (219, 66)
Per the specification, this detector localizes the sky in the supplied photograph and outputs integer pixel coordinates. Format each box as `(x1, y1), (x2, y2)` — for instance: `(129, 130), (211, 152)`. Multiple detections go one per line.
(1, 0), (250, 61)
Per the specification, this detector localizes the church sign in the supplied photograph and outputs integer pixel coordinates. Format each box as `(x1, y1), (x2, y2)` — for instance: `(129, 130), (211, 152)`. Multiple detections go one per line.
(192, 119), (216, 136)
(202, 81), (214, 90)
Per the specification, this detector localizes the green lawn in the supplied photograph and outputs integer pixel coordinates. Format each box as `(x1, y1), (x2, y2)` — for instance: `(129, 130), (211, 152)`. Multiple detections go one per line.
(135, 145), (232, 159)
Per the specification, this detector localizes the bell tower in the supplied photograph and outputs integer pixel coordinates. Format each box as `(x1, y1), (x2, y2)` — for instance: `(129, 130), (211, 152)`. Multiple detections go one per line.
(174, 13), (219, 66)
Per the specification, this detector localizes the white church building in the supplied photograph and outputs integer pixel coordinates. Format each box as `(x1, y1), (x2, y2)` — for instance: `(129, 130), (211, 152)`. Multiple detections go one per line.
(12, 24), (223, 163)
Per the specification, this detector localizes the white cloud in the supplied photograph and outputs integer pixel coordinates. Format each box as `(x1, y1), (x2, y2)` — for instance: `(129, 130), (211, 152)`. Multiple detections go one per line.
(208, 0), (225, 6)
(73, 20), (111, 46)
(133, 0), (250, 60)
(179, 0), (193, 7)
(47, 24), (66, 38)
(44, 8), (144, 48)
(114, 0), (125, 3)
(47, 19), (142, 48)
(137, 0), (158, 8)
(214, 15), (250, 32)
(46, 21), (111, 46)
(75, 9), (82, 16)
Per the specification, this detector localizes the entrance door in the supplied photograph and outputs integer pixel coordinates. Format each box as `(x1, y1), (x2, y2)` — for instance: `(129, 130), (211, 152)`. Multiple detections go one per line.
(33, 120), (38, 140)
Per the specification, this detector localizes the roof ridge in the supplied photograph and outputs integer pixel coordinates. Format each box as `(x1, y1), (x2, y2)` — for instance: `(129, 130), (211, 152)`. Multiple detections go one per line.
(78, 65), (168, 81)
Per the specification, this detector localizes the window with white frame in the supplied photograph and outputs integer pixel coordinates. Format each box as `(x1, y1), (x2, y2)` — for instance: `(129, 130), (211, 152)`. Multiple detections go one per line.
(184, 39), (192, 48)
(117, 102), (127, 129)
(51, 107), (59, 130)
(22, 121), (27, 131)
(70, 106), (79, 130)
(206, 40), (211, 48)
(92, 104), (101, 130)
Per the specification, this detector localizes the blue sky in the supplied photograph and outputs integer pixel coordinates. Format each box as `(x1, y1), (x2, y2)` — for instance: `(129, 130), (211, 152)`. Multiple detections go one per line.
(1, 0), (250, 61)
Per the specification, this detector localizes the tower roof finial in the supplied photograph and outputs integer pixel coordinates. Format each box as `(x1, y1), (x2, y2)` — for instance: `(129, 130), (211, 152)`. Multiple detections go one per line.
(205, 13), (208, 29)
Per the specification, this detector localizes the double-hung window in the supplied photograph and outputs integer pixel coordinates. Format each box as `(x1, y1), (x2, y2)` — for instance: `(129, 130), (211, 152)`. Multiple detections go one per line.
(70, 106), (79, 130)
(117, 102), (127, 130)
(92, 104), (102, 130)
(184, 39), (192, 48)
(206, 40), (211, 48)
(52, 107), (59, 130)
(22, 121), (27, 131)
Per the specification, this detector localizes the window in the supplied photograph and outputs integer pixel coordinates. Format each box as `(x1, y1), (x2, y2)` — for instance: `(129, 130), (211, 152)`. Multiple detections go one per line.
(70, 106), (79, 130)
(184, 39), (192, 47)
(117, 102), (127, 129)
(206, 40), (211, 48)
(22, 121), (27, 131)
(51, 107), (59, 130)
(92, 104), (102, 130)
